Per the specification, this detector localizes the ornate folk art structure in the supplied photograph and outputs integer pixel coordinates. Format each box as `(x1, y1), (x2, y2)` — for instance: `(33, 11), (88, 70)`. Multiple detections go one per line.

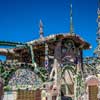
(0, 32), (90, 100)
(0, 0), (100, 100)
(83, 0), (100, 100)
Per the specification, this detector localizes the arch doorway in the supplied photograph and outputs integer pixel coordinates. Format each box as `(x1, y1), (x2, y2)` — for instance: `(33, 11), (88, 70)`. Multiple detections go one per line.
(8, 68), (42, 100)
(86, 75), (99, 100)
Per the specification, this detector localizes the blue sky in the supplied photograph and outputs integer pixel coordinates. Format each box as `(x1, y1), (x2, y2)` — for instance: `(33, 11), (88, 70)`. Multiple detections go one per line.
(0, 0), (98, 58)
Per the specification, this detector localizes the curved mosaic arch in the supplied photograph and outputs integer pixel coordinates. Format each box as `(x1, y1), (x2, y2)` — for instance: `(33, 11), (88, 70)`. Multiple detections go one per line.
(8, 68), (41, 86)
(0, 63), (35, 86)
(0, 62), (47, 86)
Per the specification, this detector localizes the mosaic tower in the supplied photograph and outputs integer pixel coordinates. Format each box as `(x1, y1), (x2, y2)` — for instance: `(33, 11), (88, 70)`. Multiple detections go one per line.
(94, 0), (100, 56)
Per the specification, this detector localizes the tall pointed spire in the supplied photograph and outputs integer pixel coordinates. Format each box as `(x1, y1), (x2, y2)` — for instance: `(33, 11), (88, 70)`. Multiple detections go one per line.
(94, 0), (100, 56)
(70, 0), (74, 34)
(39, 19), (44, 39)
(97, 0), (100, 36)
(98, 0), (100, 10)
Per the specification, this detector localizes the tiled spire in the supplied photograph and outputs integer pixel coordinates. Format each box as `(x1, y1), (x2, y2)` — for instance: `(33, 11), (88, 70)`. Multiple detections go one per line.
(39, 19), (44, 39)
(94, 0), (100, 56)
(70, 0), (74, 34)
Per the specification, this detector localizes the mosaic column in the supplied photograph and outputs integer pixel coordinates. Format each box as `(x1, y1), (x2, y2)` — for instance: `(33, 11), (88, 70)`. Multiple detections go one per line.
(74, 48), (84, 100)
(45, 43), (49, 70)
(29, 44), (35, 64)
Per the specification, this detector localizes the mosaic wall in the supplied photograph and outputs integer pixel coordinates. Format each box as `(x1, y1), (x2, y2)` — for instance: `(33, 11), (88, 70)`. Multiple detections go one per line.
(8, 69), (41, 86)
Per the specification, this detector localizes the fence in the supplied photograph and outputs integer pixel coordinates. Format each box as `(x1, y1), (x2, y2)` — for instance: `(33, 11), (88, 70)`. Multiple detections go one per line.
(3, 89), (41, 100)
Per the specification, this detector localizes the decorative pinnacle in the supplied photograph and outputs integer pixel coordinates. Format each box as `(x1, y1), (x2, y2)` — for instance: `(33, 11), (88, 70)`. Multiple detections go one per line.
(39, 19), (44, 38)
(70, 0), (74, 34)
(94, 0), (100, 56)
(98, 0), (100, 17)
(97, 0), (100, 36)
(98, 0), (100, 9)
